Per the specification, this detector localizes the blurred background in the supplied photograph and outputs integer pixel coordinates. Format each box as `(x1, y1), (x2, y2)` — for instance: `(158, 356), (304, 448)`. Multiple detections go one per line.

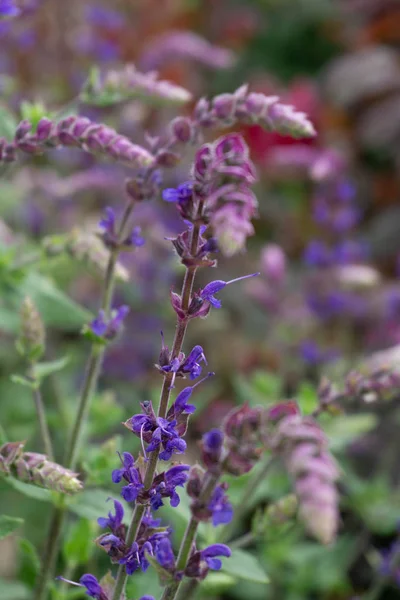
(1, 0), (400, 599)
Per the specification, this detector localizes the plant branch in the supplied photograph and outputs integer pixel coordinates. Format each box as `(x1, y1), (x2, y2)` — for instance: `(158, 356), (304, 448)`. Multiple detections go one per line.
(111, 200), (204, 600)
(33, 200), (136, 600)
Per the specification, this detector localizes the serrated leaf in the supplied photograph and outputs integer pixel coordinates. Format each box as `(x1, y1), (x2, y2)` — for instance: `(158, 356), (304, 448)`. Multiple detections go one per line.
(63, 518), (96, 564)
(0, 515), (23, 540)
(18, 538), (40, 588)
(33, 356), (70, 380)
(4, 477), (52, 502)
(221, 549), (269, 584)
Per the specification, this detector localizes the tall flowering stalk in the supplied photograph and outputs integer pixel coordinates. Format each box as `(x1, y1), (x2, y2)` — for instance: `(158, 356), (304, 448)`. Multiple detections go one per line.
(0, 80), (318, 600)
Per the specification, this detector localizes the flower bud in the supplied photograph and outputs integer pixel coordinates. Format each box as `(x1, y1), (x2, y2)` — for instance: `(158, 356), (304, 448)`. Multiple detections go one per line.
(170, 116), (193, 143)
(0, 441), (82, 494)
(17, 297), (45, 362)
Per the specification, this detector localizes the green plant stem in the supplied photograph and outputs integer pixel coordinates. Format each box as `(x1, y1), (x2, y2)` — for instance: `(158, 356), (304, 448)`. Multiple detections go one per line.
(160, 472), (220, 600)
(111, 202), (204, 600)
(220, 456), (275, 543)
(32, 383), (54, 461)
(34, 200), (135, 600)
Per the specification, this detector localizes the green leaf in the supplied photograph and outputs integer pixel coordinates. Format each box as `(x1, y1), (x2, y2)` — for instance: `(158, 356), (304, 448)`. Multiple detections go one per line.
(0, 578), (30, 600)
(221, 549), (269, 584)
(145, 553), (174, 585)
(33, 356), (70, 380)
(10, 375), (36, 390)
(68, 489), (130, 522)
(0, 105), (17, 141)
(20, 101), (50, 129)
(0, 515), (23, 540)
(18, 538), (40, 589)
(322, 414), (377, 452)
(63, 518), (96, 565)
(20, 273), (91, 331)
(297, 382), (318, 415)
(4, 477), (52, 502)
(200, 572), (236, 592)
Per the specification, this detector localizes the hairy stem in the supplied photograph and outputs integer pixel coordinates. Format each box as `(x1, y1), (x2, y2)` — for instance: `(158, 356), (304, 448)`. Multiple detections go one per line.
(112, 201), (204, 600)
(34, 200), (135, 600)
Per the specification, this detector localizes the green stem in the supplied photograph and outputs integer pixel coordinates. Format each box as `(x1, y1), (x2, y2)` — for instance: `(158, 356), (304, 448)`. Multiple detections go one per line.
(160, 472), (220, 600)
(34, 200), (135, 600)
(32, 383), (54, 461)
(111, 202), (204, 600)
(220, 456), (274, 543)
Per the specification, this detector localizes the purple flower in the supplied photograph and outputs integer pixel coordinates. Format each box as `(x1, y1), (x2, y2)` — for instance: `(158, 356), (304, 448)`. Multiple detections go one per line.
(111, 452), (144, 502)
(129, 226), (145, 247)
(146, 418), (187, 461)
(86, 5), (124, 28)
(0, 0), (20, 18)
(89, 305), (129, 340)
(304, 240), (332, 268)
(99, 207), (145, 249)
(150, 464), (190, 510)
(155, 537), (176, 571)
(300, 340), (338, 367)
(198, 273), (259, 309)
(57, 574), (106, 599)
(208, 485), (233, 526)
(158, 339), (208, 385)
(185, 544), (231, 579)
(162, 181), (193, 203)
(126, 407), (187, 461)
(201, 544), (231, 570)
(201, 429), (224, 469)
(180, 345), (207, 379)
(167, 373), (214, 419)
(97, 499), (124, 536)
(120, 541), (153, 575)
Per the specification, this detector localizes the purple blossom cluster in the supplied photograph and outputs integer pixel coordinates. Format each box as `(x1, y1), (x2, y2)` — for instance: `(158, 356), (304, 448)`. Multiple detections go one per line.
(0, 54), (344, 600)
(271, 409), (339, 544)
(0, 116), (154, 168)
